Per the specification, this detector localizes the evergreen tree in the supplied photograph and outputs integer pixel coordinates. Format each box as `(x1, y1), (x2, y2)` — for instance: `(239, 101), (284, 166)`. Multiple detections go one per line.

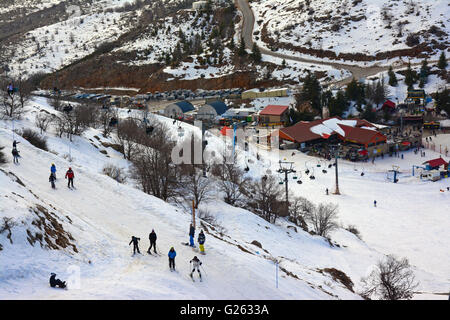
(299, 72), (322, 112)
(419, 78), (425, 88)
(329, 90), (348, 117)
(388, 66), (398, 86)
(345, 78), (361, 101)
(435, 89), (450, 115)
(419, 59), (429, 84)
(251, 43), (262, 63)
(238, 37), (246, 56)
(437, 51), (448, 70)
(362, 104), (377, 122)
(404, 62), (415, 90)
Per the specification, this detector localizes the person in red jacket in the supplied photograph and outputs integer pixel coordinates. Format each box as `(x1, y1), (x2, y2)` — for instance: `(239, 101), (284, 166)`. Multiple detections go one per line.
(65, 167), (75, 188)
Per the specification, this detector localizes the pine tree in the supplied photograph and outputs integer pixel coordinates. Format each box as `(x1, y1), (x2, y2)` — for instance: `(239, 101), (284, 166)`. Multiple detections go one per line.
(404, 62), (415, 90)
(419, 78), (425, 88)
(251, 43), (262, 63)
(388, 66), (398, 86)
(419, 59), (429, 84)
(238, 37), (246, 56)
(437, 51), (448, 70)
(299, 72), (322, 112)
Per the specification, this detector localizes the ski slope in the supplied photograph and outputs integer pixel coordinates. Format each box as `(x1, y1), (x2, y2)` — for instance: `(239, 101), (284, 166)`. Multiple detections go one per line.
(0, 97), (448, 299)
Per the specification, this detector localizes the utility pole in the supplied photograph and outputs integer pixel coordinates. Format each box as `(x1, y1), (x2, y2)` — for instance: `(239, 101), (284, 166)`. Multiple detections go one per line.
(194, 120), (207, 177)
(278, 160), (296, 213)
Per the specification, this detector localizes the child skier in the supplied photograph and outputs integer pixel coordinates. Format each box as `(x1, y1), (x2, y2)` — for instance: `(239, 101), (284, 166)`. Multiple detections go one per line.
(190, 256), (202, 280)
(129, 236), (141, 255)
(168, 247), (176, 271)
(49, 172), (56, 189)
(198, 230), (206, 254)
(51, 163), (57, 179)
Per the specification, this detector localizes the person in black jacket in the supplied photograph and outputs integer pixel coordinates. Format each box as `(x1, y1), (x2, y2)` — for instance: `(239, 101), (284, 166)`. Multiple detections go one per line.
(198, 230), (206, 254)
(147, 229), (157, 254)
(189, 223), (195, 247)
(129, 236), (141, 254)
(49, 172), (56, 189)
(12, 148), (20, 163)
(49, 273), (66, 288)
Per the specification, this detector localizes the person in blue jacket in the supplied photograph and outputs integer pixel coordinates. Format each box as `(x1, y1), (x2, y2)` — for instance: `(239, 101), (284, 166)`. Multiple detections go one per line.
(168, 247), (176, 271)
(51, 163), (57, 178)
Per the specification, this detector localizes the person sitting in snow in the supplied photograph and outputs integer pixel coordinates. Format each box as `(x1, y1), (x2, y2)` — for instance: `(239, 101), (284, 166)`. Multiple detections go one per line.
(49, 273), (66, 288)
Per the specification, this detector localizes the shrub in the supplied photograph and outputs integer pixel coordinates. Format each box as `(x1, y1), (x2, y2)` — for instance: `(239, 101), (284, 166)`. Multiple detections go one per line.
(20, 129), (48, 151)
(0, 146), (6, 164)
(102, 164), (127, 183)
(346, 225), (362, 239)
(406, 33), (420, 47)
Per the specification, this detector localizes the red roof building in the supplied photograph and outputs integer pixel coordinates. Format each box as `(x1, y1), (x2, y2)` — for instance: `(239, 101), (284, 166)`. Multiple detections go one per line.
(382, 100), (396, 110)
(258, 105), (289, 125)
(423, 158), (448, 169)
(337, 124), (387, 148)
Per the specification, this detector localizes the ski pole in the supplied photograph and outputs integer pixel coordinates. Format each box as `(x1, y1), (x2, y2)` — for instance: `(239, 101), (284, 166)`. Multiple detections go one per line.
(200, 265), (207, 277)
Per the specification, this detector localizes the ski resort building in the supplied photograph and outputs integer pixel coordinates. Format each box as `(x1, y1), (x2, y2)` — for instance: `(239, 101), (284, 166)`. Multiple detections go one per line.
(241, 88), (288, 100)
(279, 117), (388, 158)
(258, 105), (289, 126)
(196, 100), (228, 120)
(164, 101), (195, 118)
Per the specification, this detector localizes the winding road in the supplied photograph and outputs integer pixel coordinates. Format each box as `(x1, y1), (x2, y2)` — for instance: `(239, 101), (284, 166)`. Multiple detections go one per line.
(235, 0), (443, 87)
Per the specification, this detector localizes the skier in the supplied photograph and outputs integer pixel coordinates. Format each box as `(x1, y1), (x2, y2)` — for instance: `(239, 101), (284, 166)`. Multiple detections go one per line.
(374, 200), (377, 207)
(168, 247), (176, 271)
(189, 223), (195, 247)
(49, 273), (66, 288)
(198, 230), (206, 254)
(11, 148), (20, 164)
(7, 83), (13, 96)
(190, 256), (202, 280)
(326, 188), (329, 195)
(147, 229), (157, 254)
(65, 167), (74, 188)
(51, 163), (57, 179)
(49, 172), (56, 189)
(129, 236), (141, 255)
(12, 140), (19, 149)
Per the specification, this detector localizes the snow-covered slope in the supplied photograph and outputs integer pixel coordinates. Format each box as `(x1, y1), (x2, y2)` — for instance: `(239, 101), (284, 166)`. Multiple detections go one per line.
(0, 96), (448, 299)
(251, 0), (449, 63)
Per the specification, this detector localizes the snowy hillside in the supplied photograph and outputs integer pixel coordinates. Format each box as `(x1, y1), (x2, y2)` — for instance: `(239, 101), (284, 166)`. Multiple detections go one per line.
(0, 96), (448, 299)
(250, 0), (449, 64)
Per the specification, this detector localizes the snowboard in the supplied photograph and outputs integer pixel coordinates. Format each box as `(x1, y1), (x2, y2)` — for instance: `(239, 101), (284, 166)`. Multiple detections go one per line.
(181, 242), (196, 248)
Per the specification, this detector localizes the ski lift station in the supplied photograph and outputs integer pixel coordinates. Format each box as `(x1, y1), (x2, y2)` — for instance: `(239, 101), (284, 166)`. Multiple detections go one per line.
(412, 157), (449, 181)
(164, 101), (195, 118)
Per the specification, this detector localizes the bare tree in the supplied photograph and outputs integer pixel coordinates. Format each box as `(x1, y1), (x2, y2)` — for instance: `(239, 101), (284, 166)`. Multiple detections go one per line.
(211, 150), (249, 206)
(35, 112), (53, 134)
(131, 122), (180, 201)
(360, 255), (419, 300)
(1, 79), (25, 119)
(245, 175), (285, 224)
(288, 196), (314, 231)
(115, 118), (145, 160)
(178, 163), (213, 209)
(16, 77), (32, 110)
(305, 202), (339, 237)
(98, 107), (117, 137)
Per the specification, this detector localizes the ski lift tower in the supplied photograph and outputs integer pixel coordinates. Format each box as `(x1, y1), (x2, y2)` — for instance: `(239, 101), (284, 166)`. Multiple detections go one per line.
(330, 143), (341, 195)
(277, 160), (296, 214)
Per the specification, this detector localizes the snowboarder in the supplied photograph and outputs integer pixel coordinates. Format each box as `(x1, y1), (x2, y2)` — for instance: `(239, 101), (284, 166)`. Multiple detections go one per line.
(374, 200), (377, 207)
(190, 256), (202, 280)
(189, 223), (195, 247)
(11, 148), (20, 163)
(168, 247), (176, 271)
(51, 163), (57, 178)
(147, 229), (157, 254)
(65, 167), (74, 188)
(49, 172), (56, 189)
(129, 236), (141, 255)
(49, 273), (66, 288)
(198, 230), (206, 254)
